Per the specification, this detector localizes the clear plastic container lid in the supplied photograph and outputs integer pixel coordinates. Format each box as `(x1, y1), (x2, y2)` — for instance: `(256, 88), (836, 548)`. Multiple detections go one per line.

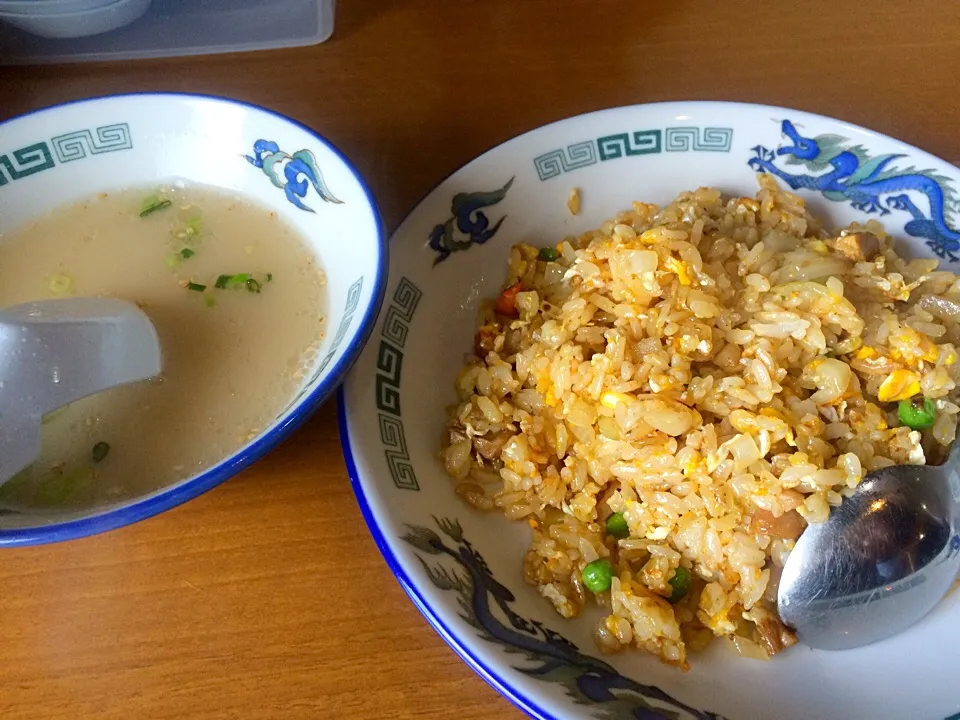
(0, 0), (335, 65)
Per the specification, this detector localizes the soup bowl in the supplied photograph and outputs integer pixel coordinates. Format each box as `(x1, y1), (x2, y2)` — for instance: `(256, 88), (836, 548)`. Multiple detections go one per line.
(0, 0), (153, 39)
(0, 92), (385, 545)
(339, 102), (960, 720)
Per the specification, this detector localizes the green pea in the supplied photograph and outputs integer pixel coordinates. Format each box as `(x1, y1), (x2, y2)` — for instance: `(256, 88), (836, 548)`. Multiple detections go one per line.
(605, 512), (629, 539)
(898, 396), (936, 430)
(668, 566), (692, 603)
(582, 558), (614, 593)
(538, 246), (560, 262)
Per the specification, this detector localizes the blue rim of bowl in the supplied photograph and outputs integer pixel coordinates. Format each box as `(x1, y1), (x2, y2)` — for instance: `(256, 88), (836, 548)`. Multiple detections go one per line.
(0, 92), (388, 547)
(336, 405), (546, 720)
(336, 99), (960, 720)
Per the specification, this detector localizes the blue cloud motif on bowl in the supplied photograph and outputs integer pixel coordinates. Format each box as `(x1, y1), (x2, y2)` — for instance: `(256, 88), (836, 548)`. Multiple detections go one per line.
(748, 119), (960, 261)
(428, 177), (514, 265)
(244, 139), (343, 213)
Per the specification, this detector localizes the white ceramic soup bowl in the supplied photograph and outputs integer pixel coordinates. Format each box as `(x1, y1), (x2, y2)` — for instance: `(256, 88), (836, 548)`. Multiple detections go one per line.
(0, 0), (152, 38)
(0, 92), (385, 545)
(340, 102), (960, 720)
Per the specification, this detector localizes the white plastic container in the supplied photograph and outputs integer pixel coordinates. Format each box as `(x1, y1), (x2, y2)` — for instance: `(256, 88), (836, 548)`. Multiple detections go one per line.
(0, 0), (335, 63)
(0, 0), (152, 39)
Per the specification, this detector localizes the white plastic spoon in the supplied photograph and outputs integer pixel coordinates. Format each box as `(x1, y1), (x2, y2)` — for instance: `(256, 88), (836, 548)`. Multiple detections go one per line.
(0, 298), (162, 486)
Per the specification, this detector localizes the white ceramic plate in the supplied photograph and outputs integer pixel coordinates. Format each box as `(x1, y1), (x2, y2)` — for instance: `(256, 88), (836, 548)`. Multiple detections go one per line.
(339, 102), (960, 720)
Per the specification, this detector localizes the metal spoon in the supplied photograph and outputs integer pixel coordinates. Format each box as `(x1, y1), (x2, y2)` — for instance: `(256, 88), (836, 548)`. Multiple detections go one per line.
(0, 298), (162, 486)
(778, 444), (960, 650)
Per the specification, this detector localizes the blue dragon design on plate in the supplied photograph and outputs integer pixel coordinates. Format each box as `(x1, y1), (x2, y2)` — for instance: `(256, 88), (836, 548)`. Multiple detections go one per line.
(244, 139), (343, 213)
(403, 517), (725, 720)
(748, 120), (960, 261)
(428, 177), (513, 265)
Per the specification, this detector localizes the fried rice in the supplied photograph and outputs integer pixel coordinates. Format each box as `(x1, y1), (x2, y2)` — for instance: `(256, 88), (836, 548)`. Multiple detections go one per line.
(440, 174), (960, 668)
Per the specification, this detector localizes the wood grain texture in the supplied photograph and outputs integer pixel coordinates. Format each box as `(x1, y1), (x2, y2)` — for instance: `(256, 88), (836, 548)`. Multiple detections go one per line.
(1, 1), (959, 717)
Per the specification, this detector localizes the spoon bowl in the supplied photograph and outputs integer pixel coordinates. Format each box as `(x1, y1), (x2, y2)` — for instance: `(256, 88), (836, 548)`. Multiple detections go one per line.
(0, 297), (162, 486)
(778, 455), (960, 650)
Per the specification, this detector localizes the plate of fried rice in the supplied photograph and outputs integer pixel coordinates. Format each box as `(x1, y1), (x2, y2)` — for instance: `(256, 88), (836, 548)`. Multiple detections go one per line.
(339, 102), (960, 720)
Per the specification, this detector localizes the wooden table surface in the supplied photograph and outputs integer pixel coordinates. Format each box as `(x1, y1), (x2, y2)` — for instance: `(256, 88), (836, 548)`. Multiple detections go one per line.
(1, 1), (959, 717)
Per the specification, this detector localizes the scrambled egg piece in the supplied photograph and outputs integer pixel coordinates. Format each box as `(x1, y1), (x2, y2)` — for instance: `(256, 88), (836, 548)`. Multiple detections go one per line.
(877, 369), (922, 402)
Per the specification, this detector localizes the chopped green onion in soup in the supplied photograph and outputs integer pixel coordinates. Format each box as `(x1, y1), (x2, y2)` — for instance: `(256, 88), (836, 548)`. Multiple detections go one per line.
(48, 274), (73, 295)
(214, 273), (270, 293)
(140, 196), (172, 217)
(91, 442), (111, 463)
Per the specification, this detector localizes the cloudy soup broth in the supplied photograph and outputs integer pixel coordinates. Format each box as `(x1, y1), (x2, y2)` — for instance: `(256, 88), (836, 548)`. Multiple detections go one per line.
(0, 183), (327, 510)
